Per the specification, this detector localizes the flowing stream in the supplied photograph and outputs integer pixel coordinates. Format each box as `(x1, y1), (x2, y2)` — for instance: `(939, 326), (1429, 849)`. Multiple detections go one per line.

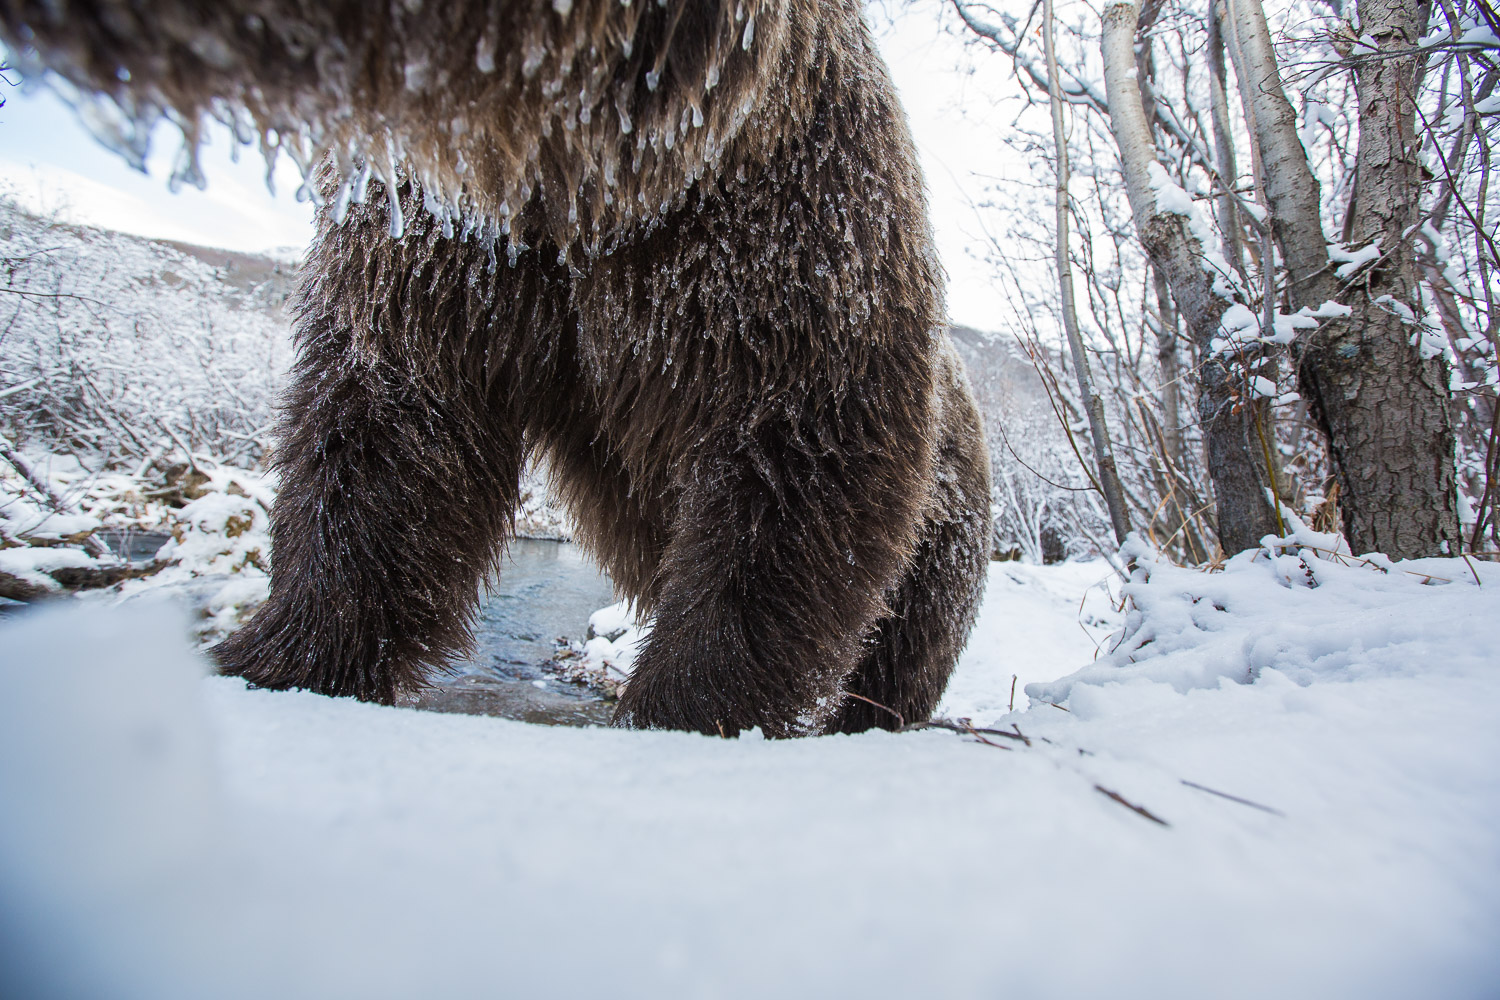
(401, 539), (617, 726)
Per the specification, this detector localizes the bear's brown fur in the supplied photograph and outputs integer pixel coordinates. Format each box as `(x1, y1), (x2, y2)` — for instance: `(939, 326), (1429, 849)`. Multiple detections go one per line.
(2, 0), (991, 736)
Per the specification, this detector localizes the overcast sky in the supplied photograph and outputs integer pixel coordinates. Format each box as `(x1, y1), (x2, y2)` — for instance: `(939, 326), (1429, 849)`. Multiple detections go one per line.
(0, 2), (1027, 331)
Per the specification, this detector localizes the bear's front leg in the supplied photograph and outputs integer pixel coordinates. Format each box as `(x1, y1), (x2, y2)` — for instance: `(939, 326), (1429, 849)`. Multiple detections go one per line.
(212, 355), (525, 703)
(212, 205), (551, 703)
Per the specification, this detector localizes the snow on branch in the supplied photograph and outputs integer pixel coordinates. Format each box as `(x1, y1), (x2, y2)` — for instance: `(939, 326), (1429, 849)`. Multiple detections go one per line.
(950, 1), (1110, 113)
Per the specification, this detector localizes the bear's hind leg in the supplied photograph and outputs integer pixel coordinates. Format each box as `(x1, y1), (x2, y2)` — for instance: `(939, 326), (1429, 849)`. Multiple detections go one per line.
(611, 410), (934, 738)
(826, 492), (990, 733)
(829, 341), (991, 733)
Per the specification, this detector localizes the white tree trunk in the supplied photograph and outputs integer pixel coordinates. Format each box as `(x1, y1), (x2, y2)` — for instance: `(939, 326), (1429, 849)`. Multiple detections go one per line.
(1101, 1), (1279, 554)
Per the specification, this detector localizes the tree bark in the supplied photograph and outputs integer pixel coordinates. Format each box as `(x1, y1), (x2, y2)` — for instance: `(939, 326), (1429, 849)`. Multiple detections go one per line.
(1222, 0), (1333, 296)
(1224, 0), (1460, 557)
(1101, 1), (1279, 555)
(1151, 265), (1184, 469)
(1307, 0), (1459, 556)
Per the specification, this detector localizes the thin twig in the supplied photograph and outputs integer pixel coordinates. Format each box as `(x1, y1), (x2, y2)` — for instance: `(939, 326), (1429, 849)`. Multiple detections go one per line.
(1460, 552), (1482, 586)
(1094, 785), (1171, 826)
(844, 691), (905, 730)
(903, 718), (1029, 742)
(1180, 779), (1286, 817)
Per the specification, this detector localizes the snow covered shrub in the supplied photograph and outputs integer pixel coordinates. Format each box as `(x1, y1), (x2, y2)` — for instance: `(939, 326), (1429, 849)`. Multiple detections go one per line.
(0, 486), (99, 545)
(0, 438), (275, 641)
(111, 461), (275, 643)
(1028, 514), (1500, 710)
(154, 468), (272, 578)
(0, 198), (295, 469)
(0, 447), (119, 600)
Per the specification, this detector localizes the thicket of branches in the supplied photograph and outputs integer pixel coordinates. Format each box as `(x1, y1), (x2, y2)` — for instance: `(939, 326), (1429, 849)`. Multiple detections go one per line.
(946, 0), (1498, 561)
(952, 328), (1116, 562)
(0, 199), (294, 471)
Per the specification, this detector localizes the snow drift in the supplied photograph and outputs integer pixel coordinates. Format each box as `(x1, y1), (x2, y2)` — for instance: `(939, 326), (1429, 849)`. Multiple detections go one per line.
(1, 538), (1497, 999)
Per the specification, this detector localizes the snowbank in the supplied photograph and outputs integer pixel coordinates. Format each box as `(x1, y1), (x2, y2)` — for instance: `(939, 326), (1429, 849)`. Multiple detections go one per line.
(1, 544), (1497, 999)
(0, 544), (99, 593)
(939, 559), (1119, 723)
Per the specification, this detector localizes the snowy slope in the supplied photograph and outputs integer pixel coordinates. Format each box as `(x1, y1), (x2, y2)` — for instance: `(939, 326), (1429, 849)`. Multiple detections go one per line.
(1, 545), (1498, 1000)
(940, 558), (1120, 722)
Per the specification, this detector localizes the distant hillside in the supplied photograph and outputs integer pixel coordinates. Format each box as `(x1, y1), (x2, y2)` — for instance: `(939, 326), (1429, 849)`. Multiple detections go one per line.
(155, 238), (302, 308)
(946, 322), (1052, 413)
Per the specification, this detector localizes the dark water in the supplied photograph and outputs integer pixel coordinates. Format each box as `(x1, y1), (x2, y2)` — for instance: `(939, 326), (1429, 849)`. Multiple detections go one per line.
(97, 528), (173, 563)
(400, 539), (618, 726)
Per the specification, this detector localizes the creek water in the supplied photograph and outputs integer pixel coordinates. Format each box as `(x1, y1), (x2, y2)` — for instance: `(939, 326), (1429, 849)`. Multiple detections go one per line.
(400, 538), (618, 726)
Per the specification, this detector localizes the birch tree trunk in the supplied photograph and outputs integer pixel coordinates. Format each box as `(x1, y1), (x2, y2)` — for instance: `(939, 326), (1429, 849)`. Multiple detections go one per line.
(1134, 26), (1186, 479)
(1044, 0), (1133, 545)
(1101, 1), (1279, 554)
(1206, 6), (1245, 272)
(1151, 265), (1184, 470)
(1225, 0), (1460, 558)
(1222, 0), (1331, 294)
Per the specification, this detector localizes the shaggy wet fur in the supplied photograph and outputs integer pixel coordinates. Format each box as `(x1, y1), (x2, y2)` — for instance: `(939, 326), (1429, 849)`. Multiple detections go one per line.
(2, 0), (991, 736)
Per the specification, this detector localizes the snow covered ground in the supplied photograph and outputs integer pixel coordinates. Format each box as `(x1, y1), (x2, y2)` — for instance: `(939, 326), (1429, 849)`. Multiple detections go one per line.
(2, 536), (1498, 999)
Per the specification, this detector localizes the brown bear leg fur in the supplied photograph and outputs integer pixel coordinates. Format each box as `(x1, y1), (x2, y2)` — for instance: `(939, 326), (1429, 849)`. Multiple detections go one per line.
(571, 182), (942, 737)
(213, 190), (572, 703)
(3, 0), (996, 734)
(189, 4), (988, 735)
(828, 342), (992, 734)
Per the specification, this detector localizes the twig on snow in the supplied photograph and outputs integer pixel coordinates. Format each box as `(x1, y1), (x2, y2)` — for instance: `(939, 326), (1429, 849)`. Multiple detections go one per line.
(904, 717), (1028, 742)
(1094, 785), (1171, 826)
(1180, 779), (1286, 817)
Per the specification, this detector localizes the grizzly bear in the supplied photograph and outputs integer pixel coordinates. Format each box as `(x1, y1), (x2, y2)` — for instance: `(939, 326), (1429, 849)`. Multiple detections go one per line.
(1, 0), (991, 736)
